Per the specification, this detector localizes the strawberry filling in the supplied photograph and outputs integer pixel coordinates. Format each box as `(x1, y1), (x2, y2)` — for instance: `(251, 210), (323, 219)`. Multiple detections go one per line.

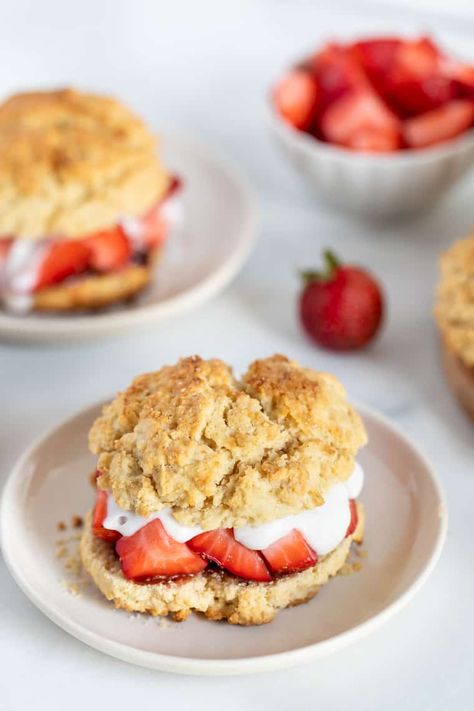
(91, 488), (359, 584)
(0, 176), (181, 294)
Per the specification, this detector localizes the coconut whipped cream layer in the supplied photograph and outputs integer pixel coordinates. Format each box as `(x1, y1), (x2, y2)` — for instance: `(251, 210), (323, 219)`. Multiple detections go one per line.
(103, 463), (364, 557)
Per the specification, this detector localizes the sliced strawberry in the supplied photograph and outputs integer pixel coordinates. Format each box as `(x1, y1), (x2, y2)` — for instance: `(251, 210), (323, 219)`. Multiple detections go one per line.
(444, 61), (474, 100)
(403, 99), (474, 148)
(349, 127), (400, 152)
(394, 37), (441, 78)
(138, 206), (169, 248)
(274, 69), (319, 130)
(382, 37), (454, 116)
(321, 90), (401, 151)
(84, 225), (131, 272)
(311, 44), (367, 110)
(352, 37), (401, 79)
(36, 240), (90, 290)
(387, 74), (455, 116)
(261, 529), (317, 576)
(346, 500), (358, 537)
(0, 238), (12, 261)
(116, 519), (207, 581)
(188, 528), (272, 582)
(164, 176), (182, 200)
(92, 489), (121, 543)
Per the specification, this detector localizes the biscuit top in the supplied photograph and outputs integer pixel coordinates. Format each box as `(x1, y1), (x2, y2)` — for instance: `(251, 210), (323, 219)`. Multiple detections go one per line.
(435, 235), (474, 368)
(0, 88), (169, 238)
(90, 355), (367, 529)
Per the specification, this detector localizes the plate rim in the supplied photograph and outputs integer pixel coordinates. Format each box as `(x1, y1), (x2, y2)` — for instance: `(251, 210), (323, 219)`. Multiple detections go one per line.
(0, 132), (258, 342)
(0, 400), (448, 675)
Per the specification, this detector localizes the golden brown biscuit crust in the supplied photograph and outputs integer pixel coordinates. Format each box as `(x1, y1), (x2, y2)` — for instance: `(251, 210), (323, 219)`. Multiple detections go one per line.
(435, 235), (474, 368)
(80, 504), (365, 626)
(90, 355), (367, 528)
(0, 88), (169, 238)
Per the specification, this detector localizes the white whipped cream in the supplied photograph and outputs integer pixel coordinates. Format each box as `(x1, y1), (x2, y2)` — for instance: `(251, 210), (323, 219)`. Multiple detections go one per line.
(0, 239), (48, 312)
(103, 463), (364, 556)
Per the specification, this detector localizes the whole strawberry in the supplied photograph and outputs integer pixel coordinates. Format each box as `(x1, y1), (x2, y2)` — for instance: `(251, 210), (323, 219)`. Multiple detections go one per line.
(299, 250), (384, 351)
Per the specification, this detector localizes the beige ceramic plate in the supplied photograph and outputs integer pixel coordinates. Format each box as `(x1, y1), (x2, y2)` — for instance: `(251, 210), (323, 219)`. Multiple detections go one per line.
(0, 401), (447, 675)
(0, 133), (256, 343)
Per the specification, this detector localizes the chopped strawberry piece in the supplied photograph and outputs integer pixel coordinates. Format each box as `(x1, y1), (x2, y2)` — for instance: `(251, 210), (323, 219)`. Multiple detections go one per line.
(311, 44), (367, 110)
(274, 69), (319, 130)
(403, 99), (474, 148)
(138, 206), (169, 248)
(84, 226), (131, 272)
(321, 90), (401, 151)
(349, 127), (400, 152)
(381, 37), (455, 116)
(395, 37), (441, 78)
(352, 37), (401, 79)
(116, 519), (207, 581)
(92, 489), (121, 543)
(261, 529), (317, 576)
(163, 176), (182, 200)
(36, 240), (90, 290)
(444, 61), (474, 100)
(346, 500), (358, 537)
(387, 75), (455, 117)
(0, 238), (12, 261)
(188, 528), (272, 582)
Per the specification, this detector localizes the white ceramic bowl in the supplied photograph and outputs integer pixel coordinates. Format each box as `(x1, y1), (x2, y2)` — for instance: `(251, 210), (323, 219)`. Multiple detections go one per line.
(270, 107), (474, 220)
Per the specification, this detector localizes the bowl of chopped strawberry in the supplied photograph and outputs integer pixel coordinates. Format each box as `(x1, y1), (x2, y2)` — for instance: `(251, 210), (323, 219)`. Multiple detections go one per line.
(271, 36), (474, 218)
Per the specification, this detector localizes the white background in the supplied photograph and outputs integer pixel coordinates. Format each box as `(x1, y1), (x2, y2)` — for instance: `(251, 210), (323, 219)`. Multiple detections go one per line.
(1, 1), (474, 709)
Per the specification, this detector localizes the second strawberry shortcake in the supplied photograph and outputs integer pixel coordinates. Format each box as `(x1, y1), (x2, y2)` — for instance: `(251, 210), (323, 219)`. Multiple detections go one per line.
(0, 88), (180, 313)
(80, 355), (367, 625)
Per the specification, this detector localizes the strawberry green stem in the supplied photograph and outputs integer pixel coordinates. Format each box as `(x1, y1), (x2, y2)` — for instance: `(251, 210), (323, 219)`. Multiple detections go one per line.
(300, 249), (341, 285)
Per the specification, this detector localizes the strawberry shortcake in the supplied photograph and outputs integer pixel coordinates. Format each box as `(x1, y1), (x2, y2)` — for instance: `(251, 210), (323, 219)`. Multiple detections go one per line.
(0, 88), (179, 312)
(80, 355), (367, 625)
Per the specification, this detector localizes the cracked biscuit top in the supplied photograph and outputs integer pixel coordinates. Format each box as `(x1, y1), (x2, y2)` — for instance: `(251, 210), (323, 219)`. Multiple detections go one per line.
(90, 355), (367, 529)
(435, 235), (474, 368)
(0, 88), (169, 238)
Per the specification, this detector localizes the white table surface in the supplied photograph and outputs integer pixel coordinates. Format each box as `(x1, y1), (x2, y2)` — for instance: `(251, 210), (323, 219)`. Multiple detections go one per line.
(1, 1), (474, 709)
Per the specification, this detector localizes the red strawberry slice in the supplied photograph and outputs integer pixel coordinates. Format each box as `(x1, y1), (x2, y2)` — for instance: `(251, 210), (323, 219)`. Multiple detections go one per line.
(311, 44), (367, 111)
(349, 127), (400, 152)
(36, 240), (90, 290)
(138, 206), (169, 248)
(321, 90), (401, 151)
(403, 99), (474, 148)
(394, 37), (441, 78)
(444, 60), (474, 100)
(346, 500), (358, 537)
(85, 225), (131, 272)
(274, 69), (319, 130)
(352, 37), (401, 79)
(188, 528), (272, 582)
(92, 489), (121, 543)
(116, 519), (207, 581)
(382, 37), (455, 116)
(0, 238), (12, 261)
(261, 529), (317, 576)
(163, 176), (182, 200)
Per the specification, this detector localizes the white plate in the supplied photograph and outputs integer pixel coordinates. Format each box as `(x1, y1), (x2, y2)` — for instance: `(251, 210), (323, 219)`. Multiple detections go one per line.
(0, 401), (447, 675)
(0, 133), (256, 343)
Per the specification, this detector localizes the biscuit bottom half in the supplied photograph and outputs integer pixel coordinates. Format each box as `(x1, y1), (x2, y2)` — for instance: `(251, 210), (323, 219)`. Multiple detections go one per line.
(32, 250), (160, 312)
(80, 503), (365, 626)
